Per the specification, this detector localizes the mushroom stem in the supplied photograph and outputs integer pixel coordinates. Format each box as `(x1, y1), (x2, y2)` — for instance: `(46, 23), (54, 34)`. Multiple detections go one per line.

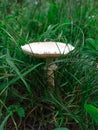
(46, 58), (57, 88)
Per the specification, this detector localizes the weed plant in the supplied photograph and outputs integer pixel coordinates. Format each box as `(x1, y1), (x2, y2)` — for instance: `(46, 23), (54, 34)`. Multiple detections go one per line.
(0, 0), (98, 130)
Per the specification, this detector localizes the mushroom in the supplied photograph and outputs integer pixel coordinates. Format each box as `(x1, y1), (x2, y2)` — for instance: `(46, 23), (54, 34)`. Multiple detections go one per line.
(21, 42), (74, 89)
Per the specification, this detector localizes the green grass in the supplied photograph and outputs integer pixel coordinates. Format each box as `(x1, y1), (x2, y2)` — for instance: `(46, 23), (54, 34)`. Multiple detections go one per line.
(0, 0), (98, 130)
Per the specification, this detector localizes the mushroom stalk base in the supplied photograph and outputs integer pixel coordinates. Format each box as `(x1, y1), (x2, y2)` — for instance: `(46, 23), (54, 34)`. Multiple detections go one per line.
(46, 59), (57, 88)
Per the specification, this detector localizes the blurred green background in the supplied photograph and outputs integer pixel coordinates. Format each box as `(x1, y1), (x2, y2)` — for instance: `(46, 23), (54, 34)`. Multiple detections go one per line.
(0, 0), (98, 130)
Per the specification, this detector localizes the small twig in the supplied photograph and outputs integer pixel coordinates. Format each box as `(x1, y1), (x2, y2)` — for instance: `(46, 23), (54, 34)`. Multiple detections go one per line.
(23, 105), (39, 130)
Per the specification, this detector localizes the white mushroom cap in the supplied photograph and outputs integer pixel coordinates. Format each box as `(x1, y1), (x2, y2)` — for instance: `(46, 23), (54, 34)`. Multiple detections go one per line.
(21, 42), (74, 58)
